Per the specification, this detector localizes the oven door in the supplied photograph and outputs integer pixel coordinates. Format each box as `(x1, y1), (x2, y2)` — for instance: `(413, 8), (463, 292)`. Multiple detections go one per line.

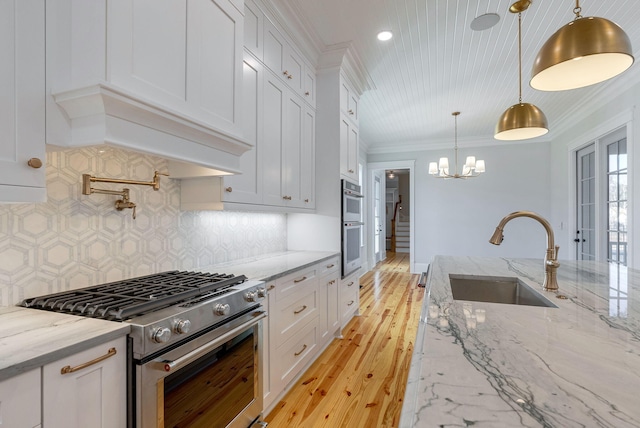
(136, 309), (266, 428)
(342, 191), (363, 222)
(342, 222), (363, 278)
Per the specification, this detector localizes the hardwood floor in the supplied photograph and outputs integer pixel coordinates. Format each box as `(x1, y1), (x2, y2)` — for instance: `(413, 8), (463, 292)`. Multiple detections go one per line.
(265, 252), (423, 427)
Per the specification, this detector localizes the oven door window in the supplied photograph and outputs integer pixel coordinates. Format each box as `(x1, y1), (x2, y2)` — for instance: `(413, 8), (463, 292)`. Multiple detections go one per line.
(163, 329), (256, 427)
(345, 226), (361, 264)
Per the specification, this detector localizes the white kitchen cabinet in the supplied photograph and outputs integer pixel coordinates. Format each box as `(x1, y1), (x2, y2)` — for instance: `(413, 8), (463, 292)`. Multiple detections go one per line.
(263, 69), (315, 209)
(317, 257), (340, 346)
(340, 271), (360, 327)
(340, 76), (360, 124)
(340, 115), (360, 182)
(244, 0), (264, 61)
(220, 55), (264, 205)
(43, 336), (126, 428)
(0, 0), (46, 203)
(0, 368), (41, 428)
(46, 0), (250, 172)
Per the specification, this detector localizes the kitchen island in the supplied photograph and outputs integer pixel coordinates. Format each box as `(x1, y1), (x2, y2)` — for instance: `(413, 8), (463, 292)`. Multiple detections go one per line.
(400, 256), (640, 427)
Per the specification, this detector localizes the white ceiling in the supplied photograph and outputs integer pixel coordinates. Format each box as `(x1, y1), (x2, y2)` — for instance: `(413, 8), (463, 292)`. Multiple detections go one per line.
(277, 0), (640, 153)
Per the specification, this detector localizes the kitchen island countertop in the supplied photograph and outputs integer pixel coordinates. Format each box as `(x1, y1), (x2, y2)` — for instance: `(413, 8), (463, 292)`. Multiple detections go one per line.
(401, 256), (640, 427)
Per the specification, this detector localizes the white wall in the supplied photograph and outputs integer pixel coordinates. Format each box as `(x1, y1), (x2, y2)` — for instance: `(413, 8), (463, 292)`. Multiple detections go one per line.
(368, 142), (551, 272)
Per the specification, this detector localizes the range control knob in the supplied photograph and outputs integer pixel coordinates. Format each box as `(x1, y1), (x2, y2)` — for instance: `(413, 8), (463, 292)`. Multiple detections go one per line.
(151, 327), (171, 344)
(214, 303), (231, 316)
(244, 291), (257, 302)
(256, 287), (267, 298)
(174, 319), (191, 335)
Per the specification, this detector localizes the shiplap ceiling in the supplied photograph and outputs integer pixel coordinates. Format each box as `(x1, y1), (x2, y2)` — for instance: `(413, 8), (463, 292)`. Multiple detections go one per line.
(279, 0), (640, 153)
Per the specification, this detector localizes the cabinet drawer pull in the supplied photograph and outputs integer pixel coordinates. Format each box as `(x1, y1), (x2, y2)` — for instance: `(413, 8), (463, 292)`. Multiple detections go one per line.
(305, 91), (310, 96)
(268, 284), (275, 291)
(348, 169), (355, 173)
(60, 347), (117, 375)
(225, 187), (232, 192)
(348, 109), (354, 115)
(347, 281), (354, 287)
(347, 300), (355, 306)
(283, 70), (293, 79)
(294, 344), (307, 356)
(294, 305), (308, 314)
(293, 276), (307, 283)
(326, 264), (335, 269)
(282, 195), (292, 200)
(305, 198), (309, 203)
(327, 280), (336, 285)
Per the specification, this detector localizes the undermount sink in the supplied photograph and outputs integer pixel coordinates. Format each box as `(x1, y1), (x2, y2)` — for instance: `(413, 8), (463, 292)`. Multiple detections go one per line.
(449, 274), (557, 308)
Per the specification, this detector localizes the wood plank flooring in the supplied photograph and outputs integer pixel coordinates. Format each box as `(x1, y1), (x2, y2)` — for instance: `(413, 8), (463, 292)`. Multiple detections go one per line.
(265, 252), (423, 427)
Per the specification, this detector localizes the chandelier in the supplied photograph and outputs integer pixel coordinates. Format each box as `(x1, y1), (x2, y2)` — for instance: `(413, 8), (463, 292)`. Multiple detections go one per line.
(429, 112), (485, 179)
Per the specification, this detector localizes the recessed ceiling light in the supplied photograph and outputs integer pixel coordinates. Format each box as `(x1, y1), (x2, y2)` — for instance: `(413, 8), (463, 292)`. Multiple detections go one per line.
(377, 30), (393, 41)
(470, 13), (500, 31)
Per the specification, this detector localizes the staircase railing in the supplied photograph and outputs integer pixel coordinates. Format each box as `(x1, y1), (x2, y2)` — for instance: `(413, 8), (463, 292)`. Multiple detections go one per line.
(390, 196), (402, 252)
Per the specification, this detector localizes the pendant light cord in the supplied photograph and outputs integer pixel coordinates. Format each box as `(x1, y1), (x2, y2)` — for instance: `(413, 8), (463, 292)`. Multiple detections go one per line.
(518, 12), (522, 104)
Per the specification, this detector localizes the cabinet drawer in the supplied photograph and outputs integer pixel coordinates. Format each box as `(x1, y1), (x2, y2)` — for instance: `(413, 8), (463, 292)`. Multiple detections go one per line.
(340, 275), (359, 297)
(277, 320), (317, 387)
(273, 266), (317, 301)
(318, 257), (340, 277)
(274, 288), (318, 347)
(341, 285), (359, 323)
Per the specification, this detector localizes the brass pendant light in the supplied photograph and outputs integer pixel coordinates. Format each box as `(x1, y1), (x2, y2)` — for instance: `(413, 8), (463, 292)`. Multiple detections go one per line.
(531, 1), (633, 91)
(495, 1), (548, 141)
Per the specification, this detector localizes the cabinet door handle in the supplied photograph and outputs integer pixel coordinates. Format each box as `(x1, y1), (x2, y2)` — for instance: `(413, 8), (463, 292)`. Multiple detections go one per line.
(282, 195), (292, 200)
(225, 187), (232, 192)
(28, 158), (43, 169)
(283, 70), (293, 79)
(60, 347), (117, 375)
(305, 198), (309, 203)
(305, 91), (310, 96)
(267, 284), (275, 291)
(347, 300), (355, 306)
(327, 280), (336, 285)
(326, 264), (335, 269)
(294, 305), (308, 314)
(348, 109), (354, 115)
(294, 276), (307, 283)
(347, 281), (354, 287)
(348, 169), (355, 173)
(294, 344), (307, 356)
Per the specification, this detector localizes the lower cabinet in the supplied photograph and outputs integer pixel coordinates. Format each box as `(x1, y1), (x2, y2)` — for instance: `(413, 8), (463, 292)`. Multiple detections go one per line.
(43, 336), (127, 428)
(0, 368), (41, 428)
(318, 257), (340, 346)
(262, 257), (358, 414)
(340, 271), (360, 327)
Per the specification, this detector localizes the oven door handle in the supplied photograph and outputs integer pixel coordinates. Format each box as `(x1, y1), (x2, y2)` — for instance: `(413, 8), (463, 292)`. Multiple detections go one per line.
(159, 311), (266, 373)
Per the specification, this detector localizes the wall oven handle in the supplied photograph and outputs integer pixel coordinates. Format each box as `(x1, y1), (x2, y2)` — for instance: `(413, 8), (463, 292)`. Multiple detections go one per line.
(159, 311), (266, 373)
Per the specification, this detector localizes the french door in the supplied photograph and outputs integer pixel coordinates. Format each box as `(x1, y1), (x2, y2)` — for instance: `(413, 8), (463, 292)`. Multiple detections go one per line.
(575, 127), (628, 265)
(576, 145), (596, 260)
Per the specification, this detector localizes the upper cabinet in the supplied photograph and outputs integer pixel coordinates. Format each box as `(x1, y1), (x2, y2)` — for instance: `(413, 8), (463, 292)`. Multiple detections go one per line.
(0, 0), (47, 203)
(175, 0), (317, 212)
(45, 0), (250, 173)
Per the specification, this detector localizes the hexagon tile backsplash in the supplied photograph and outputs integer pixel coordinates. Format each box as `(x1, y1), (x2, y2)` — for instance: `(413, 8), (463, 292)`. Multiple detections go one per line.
(0, 147), (287, 307)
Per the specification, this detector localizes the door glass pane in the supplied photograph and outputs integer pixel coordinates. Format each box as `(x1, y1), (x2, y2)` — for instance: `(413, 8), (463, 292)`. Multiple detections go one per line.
(606, 137), (627, 265)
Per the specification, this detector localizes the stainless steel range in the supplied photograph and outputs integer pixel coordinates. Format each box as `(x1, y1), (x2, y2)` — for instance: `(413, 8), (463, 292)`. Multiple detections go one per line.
(22, 270), (267, 428)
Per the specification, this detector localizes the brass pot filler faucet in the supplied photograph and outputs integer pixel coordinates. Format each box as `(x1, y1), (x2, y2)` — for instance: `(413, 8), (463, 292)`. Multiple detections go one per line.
(489, 211), (560, 292)
(82, 171), (169, 219)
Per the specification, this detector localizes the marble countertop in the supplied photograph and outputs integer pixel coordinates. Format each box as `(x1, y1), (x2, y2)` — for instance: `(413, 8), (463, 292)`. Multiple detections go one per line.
(0, 250), (338, 383)
(401, 256), (640, 428)
(202, 250), (340, 282)
(0, 306), (129, 382)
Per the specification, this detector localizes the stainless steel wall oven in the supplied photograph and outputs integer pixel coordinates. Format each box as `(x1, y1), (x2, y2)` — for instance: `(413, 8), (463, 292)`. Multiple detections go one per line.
(342, 179), (363, 278)
(22, 270), (267, 428)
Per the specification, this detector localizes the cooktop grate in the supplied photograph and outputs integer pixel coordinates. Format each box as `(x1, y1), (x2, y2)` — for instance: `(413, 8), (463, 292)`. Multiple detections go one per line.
(21, 271), (247, 321)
